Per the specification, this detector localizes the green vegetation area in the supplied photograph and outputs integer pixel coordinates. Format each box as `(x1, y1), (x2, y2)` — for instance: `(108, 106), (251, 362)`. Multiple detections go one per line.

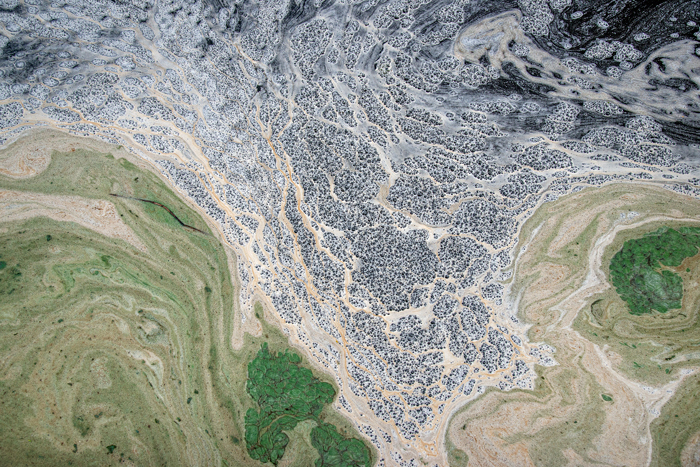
(572, 221), (700, 386)
(245, 344), (371, 467)
(589, 223), (700, 466)
(574, 222), (700, 466)
(311, 423), (372, 467)
(610, 227), (700, 315)
(0, 133), (373, 466)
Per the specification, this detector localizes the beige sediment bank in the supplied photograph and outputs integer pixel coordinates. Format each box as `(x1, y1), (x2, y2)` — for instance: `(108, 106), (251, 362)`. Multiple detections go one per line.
(0, 189), (147, 252)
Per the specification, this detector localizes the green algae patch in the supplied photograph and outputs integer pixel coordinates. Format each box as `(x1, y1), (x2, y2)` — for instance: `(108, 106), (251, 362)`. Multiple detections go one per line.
(211, 300), (376, 467)
(467, 184), (700, 466)
(279, 419), (321, 467)
(610, 227), (700, 315)
(310, 423), (372, 467)
(244, 343), (371, 467)
(505, 184), (700, 386)
(245, 343), (335, 465)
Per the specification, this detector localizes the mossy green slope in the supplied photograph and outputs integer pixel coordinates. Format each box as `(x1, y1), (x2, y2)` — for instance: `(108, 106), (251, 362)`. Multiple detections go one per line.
(0, 144), (240, 465)
(310, 423), (372, 467)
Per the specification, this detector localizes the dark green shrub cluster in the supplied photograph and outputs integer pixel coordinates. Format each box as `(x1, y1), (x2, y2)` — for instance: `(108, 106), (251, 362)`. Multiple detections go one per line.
(610, 227), (700, 315)
(245, 343), (370, 466)
(311, 423), (372, 467)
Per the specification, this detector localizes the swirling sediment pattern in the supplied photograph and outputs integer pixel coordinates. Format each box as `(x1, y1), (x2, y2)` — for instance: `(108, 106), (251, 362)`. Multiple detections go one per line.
(0, 136), (237, 466)
(0, 133), (368, 466)
(447, 183), (700, 466)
